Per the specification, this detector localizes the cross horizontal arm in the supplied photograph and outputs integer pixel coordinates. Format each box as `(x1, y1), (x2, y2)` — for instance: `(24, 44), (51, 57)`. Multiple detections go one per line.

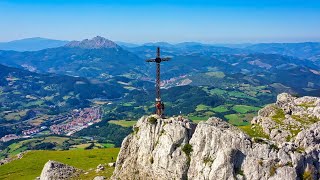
(161, 57), (171, 61)
(146, 58), (156, 62)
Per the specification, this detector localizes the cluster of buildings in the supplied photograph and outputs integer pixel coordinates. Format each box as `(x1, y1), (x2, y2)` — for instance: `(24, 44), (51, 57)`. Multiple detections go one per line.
(0, 134), (20, 142)
(50, 107), (102, 136)
(161, 75), (189, 88)
(22, 128), (40, 136)
(0, 107), (102, 143)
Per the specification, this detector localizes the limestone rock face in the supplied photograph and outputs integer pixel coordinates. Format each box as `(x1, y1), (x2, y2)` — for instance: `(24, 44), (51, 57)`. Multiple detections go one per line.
(252, 93), (320, 144)
(188, 118), (251, 180)
(112, 94), (320, 180)
(40, 160), (80, 180)
(188, 118), (304, 180)
(112, 115), (196, 180)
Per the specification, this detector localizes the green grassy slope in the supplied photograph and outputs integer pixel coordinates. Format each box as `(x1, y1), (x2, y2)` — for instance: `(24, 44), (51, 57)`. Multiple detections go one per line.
(0, 148), (120, 180)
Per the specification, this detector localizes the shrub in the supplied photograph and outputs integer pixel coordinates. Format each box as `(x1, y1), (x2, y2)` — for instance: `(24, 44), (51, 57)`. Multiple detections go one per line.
(302, 170), (313, 180)
(182, 143), (193, 156)
(285, 162), (293, 167)
(235, 168), (244, 176)
(203, 156), (214, 165)
(269, 165), (277, 176)
(133, 127), (139, 134)
(148, 117), (157, 124)
(182, 143), (193, 165)
(269, 144), (279, 151)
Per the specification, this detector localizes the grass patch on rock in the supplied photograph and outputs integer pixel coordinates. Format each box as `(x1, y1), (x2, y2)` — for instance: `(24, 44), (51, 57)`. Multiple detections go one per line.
(148, 117), (157, 124)
(239, 125), (269, 139)
(271, 108), (285, 124)
(182, 144), (193, 165)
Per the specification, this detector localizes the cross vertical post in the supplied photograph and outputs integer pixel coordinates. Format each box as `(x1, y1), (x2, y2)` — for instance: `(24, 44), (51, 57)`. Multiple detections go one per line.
(146, 47), (171, 117)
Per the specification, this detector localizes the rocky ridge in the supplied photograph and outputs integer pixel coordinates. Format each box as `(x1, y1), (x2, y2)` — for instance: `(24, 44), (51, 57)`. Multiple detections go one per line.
(112, 93), (320, 180)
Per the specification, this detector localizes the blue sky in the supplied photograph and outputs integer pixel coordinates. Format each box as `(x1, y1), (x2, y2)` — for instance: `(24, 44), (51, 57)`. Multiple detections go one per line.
(1, 0), (320, 43)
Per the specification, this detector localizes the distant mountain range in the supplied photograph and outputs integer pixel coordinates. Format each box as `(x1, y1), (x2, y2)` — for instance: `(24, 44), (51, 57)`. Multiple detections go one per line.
(0, 36), (145, 79)
(0, 37), (69, 51)
(0, 36), (319, 96)
(1, 37), (319, 63)
(245, 42), (320, 64)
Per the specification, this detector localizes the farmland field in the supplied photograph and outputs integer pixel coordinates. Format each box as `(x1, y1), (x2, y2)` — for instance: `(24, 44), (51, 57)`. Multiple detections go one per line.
(232, 105), (260, 114)
(108, 120), (137, 127)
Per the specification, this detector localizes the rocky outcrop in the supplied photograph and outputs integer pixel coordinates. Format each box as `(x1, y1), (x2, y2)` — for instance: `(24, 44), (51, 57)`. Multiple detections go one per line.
(187, 118), (309, 180)
(40, 160), (81, 180)
(252, 93), (320, 144)
(112, 115), (196, 180)
(112, 94), (320, 180)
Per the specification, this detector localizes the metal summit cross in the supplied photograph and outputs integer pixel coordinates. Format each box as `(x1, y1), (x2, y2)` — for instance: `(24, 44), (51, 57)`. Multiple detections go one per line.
(146, 47), (171, 117)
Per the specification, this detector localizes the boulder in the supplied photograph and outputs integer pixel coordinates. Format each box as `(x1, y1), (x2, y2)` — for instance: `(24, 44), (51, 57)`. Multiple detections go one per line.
(93, 176), (105, 180)
(108, 162), (115, 167)
(40, 160), (80, 180)
(96, 164), (105, 172)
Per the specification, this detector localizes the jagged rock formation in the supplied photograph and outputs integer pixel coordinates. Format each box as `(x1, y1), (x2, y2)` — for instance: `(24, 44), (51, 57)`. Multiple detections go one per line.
(112, 94), (320, 180)
(252, 93), (320, 144)
(65, 36), (120, 49)
(112, 115), (196, 179)
(39, 160), (81, 180)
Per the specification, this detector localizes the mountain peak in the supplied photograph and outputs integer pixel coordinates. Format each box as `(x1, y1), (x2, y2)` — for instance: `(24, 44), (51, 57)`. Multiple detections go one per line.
(65, 36), (119, 49)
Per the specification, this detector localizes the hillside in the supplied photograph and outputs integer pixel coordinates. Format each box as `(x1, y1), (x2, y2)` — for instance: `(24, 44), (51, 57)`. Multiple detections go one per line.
(0, 148), (119, 180)
(0, 36), (145, 79)
(0, 64), (126, 136)
(128, 44), (320, 95)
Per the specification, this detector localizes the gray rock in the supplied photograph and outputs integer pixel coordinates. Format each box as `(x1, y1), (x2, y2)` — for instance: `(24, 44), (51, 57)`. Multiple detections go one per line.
(93, 176), (105, 180)
(40, 160), (80, 180)
(108, 162), (115, 167)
